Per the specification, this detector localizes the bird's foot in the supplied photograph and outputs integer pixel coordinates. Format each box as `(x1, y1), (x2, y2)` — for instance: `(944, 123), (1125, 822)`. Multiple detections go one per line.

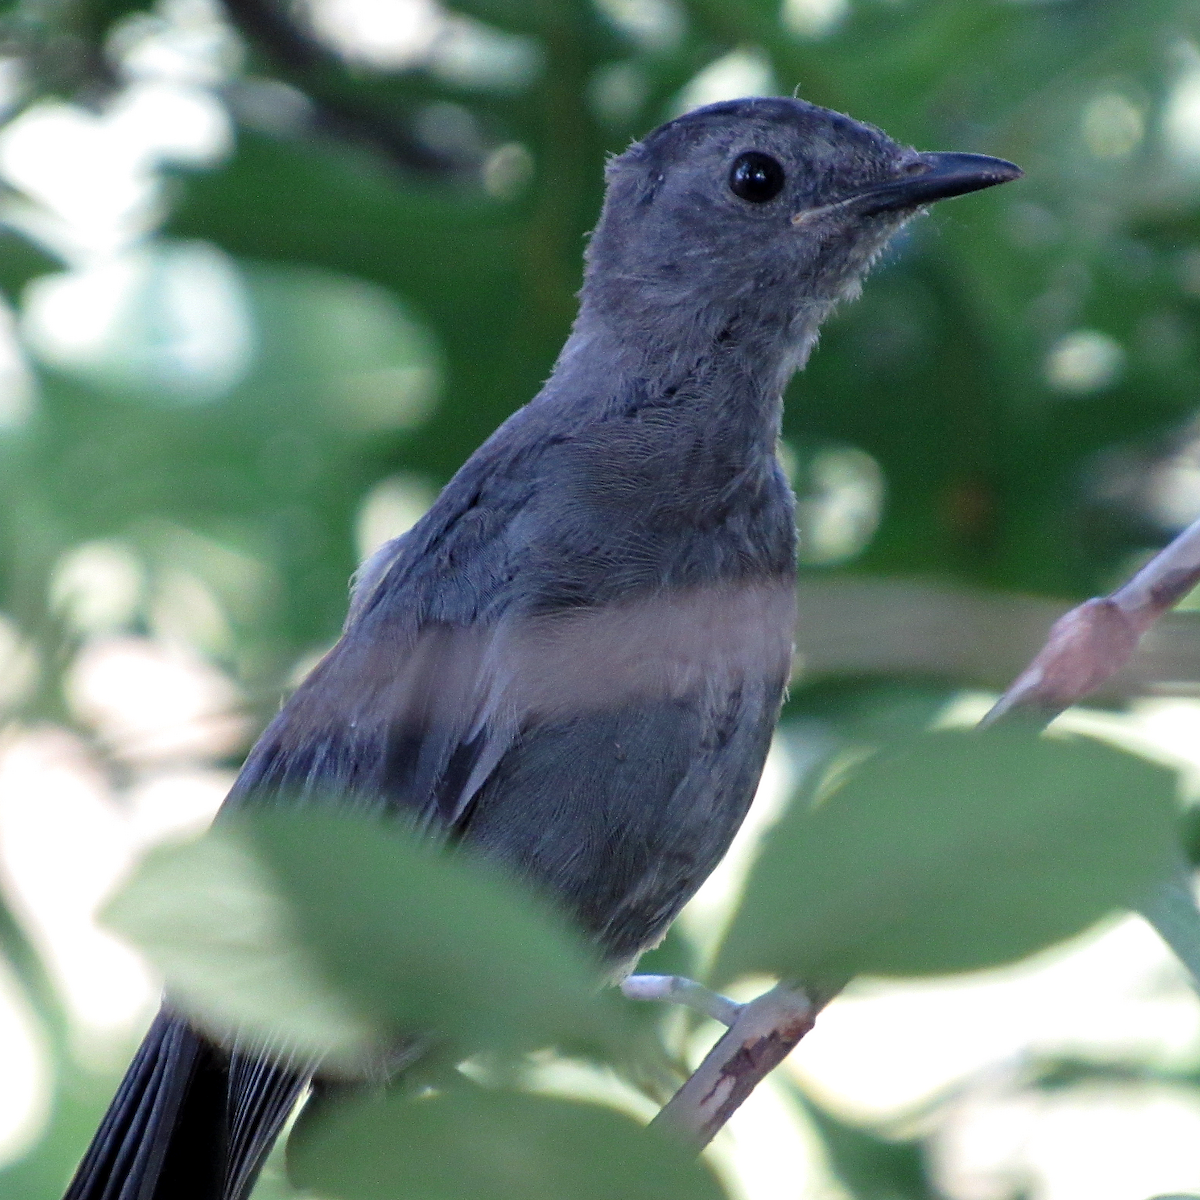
(620, 974), (743, 1026)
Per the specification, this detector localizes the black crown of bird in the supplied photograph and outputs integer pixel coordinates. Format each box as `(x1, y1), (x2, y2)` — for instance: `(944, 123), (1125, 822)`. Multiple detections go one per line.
(63, 95), (1019, 1200)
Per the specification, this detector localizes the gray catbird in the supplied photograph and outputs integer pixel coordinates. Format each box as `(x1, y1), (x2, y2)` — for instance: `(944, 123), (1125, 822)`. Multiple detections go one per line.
(64, 96), (1019, 1200)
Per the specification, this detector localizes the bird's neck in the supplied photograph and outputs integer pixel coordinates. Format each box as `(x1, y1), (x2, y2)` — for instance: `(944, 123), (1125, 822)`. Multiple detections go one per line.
(549, 300), (828, 449)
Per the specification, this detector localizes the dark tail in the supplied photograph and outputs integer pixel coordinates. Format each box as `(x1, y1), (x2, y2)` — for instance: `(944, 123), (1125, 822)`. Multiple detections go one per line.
(63, 1009), (307, 1200)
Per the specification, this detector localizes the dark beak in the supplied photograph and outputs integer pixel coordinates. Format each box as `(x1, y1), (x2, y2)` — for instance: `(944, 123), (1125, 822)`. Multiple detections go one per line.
(852, 151), (1023, 215)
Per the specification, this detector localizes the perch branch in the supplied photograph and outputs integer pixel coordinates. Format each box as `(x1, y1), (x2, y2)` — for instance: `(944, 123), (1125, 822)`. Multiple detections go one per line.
(650, 982), (818, 1147)
(651, 513), (1200, 1149)
(980, 515), (1200, 728)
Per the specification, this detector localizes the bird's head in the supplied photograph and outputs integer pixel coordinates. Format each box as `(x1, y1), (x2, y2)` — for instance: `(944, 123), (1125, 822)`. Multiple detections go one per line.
(580, 96), (1020, 376)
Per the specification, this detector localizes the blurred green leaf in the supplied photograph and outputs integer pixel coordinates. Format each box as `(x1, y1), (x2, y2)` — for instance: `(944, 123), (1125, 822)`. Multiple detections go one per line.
(716, 725), (1180, 986)
(0, 880), (59, 1031)
(288, 1082), (726, 1200)
(0, 229), (59, 301)
(797, 1088), (938, 1200)
(103, 811), (621, 1072)
(784, 679), (958, 743)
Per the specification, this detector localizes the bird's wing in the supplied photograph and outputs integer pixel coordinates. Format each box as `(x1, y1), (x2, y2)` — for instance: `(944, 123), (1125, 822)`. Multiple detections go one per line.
(462, 661), (786, 964)
(224, 613), (514, 831)
(225, 575), (794, 847)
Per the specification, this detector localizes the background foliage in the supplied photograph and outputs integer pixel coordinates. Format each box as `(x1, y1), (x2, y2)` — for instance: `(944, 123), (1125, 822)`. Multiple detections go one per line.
(4, 0), (1200, 1197)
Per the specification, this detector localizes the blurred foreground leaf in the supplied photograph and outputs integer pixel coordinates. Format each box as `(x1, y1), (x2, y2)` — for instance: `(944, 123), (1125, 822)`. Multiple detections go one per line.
(716, 726), (1179, 986)
(288, 1084), (725, 1200)
(104, 812), (618, 1073)
(798, 1087), (937, 1200)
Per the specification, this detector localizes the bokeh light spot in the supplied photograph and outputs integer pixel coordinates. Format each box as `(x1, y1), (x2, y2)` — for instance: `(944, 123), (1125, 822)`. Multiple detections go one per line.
(781, 0), (849, 40)
(1148, 436), (1200, 530)
(592, 0), (686, 54)
(482, 142), (534, 200)
(306, 275), (442, 431)
(65, 637), (247, 763)
(794, 446), (886, 566)
(1082, 92), (1144, 159)
(21, 241), (255, 403)
(302, 0), (442, 68)
(1044, 330), (1125, 394)
(50, 541), (145, 635)
(0, 613), (39, 710)
(587, 61), (649, 126)
(0, 729), (156, 1044)
(429, 17), (542, 93)
(0, 957), (50, 1169)
(1165, 51), (1200, 170)
(674, 48), (777, 115)
(355, 474), (437, 562)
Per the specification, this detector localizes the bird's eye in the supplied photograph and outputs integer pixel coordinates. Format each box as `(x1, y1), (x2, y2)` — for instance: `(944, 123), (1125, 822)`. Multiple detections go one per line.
(728, 151), (786, 203)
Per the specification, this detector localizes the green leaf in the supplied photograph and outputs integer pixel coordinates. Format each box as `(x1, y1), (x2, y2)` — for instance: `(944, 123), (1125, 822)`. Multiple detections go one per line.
(797, 1088), (937, 1200)
(287, 1083), (726, 1200)
(103, 811), (619, 1072)
(102, 818), (382, 1071)
(716, 725), (1180, 987)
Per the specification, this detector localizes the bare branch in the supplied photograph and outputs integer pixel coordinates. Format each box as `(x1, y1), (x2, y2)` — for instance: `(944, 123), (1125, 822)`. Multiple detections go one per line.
(982, 513), (1200, 727)
(219, 0), (456, 174)
(650, 983), (818, 1148)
